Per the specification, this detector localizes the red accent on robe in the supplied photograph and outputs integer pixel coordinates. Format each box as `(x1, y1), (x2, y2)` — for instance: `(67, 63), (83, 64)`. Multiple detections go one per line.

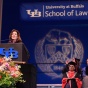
(62, 71), (82, 88)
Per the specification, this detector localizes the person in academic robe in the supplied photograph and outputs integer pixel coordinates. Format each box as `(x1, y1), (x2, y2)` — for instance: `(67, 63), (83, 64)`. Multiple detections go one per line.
(62, 61), (82, 88)
(62, 58), (82, 79)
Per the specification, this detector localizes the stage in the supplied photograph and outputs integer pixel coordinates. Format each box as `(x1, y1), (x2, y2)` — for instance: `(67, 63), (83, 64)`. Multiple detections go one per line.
(37, 84), (62, 88)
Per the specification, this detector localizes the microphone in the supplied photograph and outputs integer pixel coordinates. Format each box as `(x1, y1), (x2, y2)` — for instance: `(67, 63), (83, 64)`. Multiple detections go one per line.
(0, 39), (9, 42)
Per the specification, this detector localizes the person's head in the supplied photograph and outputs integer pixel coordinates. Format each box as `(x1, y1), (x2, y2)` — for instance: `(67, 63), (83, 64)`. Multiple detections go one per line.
(86, 58), (88, 66)
(68, 61), (76, 71)
(9, 29), (22, 43)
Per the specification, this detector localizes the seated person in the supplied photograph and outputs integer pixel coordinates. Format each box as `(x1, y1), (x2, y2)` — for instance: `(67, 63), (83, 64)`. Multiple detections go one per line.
(62, 61), (82, 88)
(62, 58), (82, 77)
(82, 66), (88, 88)
(82, 58), (88, 77)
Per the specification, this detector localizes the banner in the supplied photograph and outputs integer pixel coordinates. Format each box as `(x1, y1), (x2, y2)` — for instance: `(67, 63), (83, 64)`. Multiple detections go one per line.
(20, 1), (88, 21)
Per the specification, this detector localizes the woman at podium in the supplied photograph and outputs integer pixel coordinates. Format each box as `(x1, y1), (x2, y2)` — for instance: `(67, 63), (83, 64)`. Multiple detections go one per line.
(8, 29), (22, 43)
(8, 29), (30, 63)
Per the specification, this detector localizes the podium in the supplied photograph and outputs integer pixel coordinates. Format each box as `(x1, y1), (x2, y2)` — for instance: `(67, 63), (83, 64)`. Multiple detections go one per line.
(16, 64), (37, 88)
(0, 43), (30, 63)
(0, 43), (37, 88)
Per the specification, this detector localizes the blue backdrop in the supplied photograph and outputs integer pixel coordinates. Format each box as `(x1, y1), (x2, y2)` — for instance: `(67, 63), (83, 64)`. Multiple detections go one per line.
(1, 0), (88, 84)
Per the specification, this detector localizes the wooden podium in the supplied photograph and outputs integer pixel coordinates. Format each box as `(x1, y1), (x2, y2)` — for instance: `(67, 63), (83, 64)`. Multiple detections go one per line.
(0, 43), (30, 63)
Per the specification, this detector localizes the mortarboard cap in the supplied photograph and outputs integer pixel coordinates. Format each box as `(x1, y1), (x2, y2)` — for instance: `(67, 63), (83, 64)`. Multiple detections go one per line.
(75, 58), (80, 62)
(68, 61), (76, 66)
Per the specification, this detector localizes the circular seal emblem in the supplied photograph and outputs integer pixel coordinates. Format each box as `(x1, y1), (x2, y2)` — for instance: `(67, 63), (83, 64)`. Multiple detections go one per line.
(35, 29), (84, 79)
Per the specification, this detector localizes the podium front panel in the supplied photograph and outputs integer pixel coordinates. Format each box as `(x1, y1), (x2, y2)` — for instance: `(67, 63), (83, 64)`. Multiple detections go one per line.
(0, 43), (29, 62)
